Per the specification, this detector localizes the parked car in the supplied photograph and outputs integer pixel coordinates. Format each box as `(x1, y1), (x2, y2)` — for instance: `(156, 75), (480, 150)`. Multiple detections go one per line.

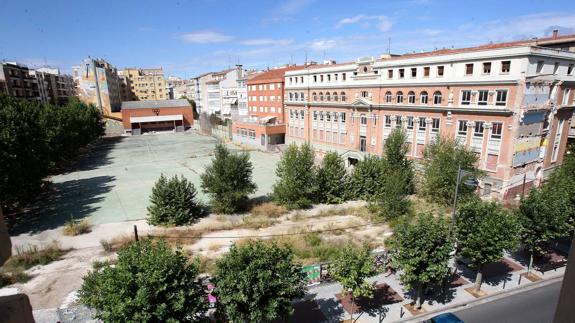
(424, 312), (465, 323)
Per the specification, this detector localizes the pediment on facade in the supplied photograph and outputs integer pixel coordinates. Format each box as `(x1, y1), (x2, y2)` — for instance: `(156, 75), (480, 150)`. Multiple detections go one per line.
(351, 97), (372, 106)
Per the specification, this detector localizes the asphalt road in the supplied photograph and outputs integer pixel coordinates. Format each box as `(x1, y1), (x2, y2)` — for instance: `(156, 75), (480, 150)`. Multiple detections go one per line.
(454, 280), (562, 323)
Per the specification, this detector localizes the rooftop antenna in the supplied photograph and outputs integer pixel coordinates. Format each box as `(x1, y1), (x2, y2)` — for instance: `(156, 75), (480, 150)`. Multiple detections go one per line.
(387, 37), (391, 54)
(305, 50), (308, 65)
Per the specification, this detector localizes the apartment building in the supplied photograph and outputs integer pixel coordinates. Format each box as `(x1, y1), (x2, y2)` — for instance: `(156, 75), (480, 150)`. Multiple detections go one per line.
(192, 65), (245, 115)
(0, 62), (40, 101)
(30, 67), (75, 105)
(284, 36), (575, 200)
(73, 58), (122, 117)
(233, 65), (303, 150)
(119, 68), (167, 101)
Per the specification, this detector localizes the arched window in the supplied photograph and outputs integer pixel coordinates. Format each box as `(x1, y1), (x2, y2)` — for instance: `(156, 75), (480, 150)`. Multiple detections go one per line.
(312, 92), (317, 101)
(326, 112), (331, 121)
(326, 92), (331, 101)
(300, 92), (304, 101)
(420, 91), (428, 104)
(408, 91), (415, 104)
(333, 92), (338, 101)
(289, 92), (293, 101)
(340, 92), (346, 101)
(433, 91), (442, 105)
(397, 91), (404, 104)
(385, 91), (392, 103)
(294, 92), (299, 101)
(319, 92), (324, 101)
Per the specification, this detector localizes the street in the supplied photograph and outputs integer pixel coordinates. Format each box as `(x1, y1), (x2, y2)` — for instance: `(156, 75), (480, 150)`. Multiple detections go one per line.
(453, 281), (561, 323)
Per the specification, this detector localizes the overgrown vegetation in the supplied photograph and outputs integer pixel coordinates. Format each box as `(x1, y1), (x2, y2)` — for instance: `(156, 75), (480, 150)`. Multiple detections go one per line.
(148, 174), (204, 226)
(80, 239), (207, 322)
(316, 151), (348, 204)
(0, 95), (104, 212)
(201, 143), (257, 214)
(273, 143), (317, 209)
(249, 202), (288, 218)
(63, 218), (92, 236)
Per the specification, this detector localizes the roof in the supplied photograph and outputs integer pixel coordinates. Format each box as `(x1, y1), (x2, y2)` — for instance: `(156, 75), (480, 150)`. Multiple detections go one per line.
(130, 115), (183, 123)
(248, 66), (305, 84)
(384, 33), (575, 61)
(121, 99), (191, 110)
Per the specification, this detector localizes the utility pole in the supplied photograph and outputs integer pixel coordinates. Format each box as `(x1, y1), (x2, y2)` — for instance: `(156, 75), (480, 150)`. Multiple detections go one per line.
(450, 164), (462, 231)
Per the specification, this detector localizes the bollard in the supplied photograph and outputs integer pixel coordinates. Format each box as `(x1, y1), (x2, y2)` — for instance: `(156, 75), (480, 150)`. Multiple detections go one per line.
(400, 305), (404, 318)
(503, 279), (506, 289)
(134, 225), (139, 241)
(518, 274), (522, 285)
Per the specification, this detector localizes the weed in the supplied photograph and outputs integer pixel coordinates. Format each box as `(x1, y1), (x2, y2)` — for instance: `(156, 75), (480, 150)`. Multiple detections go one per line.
(63, 218), (92, 236)
(11, 242), (68, 269)
(250, 202), (288, 218)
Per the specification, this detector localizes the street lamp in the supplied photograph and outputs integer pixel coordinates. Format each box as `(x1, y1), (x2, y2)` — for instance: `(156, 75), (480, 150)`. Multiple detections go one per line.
(450, 165), (478, 230)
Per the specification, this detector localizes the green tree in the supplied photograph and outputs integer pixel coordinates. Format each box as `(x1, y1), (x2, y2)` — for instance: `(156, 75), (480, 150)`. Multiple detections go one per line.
(383, 128), (415, 194)
(330, 243), (375, 322)
(346, 155), (386, 200)
(420, 136), (483, 205)
(456, 200), (520, 292)
(200, 143), (257, 214)
(272, 143), (317, 209)
(147, 174), (203, 226)
(518, 188), (569, 276)
(214, 240), (305, 322)
(389, 214), (453, 309)
(542, 150), (575, 229)
(316, 151), (347, 204)
(79, 239), (206, 323)
(180, 96), (198, 120)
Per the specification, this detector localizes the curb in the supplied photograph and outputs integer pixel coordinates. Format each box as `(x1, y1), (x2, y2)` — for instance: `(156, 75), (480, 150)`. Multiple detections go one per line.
(396, 274), (564, 322)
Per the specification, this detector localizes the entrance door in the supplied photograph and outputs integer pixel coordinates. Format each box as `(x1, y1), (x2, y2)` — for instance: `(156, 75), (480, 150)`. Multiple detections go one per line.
(360, 136), (366, 152)
(261, 134), (266, 146)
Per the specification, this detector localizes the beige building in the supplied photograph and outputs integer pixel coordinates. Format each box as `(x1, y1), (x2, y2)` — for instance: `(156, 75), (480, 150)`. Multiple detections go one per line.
(119, 68), (167, 101)
(72, 58), (122, 117)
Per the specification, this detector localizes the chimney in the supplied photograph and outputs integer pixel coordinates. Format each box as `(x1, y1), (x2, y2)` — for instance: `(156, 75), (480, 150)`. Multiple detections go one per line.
(552, 29), (559, 40)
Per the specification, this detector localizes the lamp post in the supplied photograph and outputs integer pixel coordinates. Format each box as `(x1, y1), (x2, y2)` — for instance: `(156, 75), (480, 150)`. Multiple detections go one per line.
(450, 164), (478, 231)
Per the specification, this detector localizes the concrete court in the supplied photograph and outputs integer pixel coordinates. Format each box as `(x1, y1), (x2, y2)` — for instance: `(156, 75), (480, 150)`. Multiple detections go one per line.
(10, 132), (280, 234)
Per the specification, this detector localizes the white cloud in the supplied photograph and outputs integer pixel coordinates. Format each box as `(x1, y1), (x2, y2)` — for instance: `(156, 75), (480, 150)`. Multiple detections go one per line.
(309, 39), (338, 51)
(336, 15), (393, 32)
(240, 38), (293, 46)
(179, 31), (234, 44)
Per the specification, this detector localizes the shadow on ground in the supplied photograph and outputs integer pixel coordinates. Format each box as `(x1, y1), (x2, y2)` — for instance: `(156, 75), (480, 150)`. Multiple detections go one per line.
(71, 137), (124, 172)
(6, 175), (115, 235)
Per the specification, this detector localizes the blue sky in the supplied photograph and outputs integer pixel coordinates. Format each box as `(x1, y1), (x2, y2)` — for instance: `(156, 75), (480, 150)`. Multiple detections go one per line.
(1, 0), (575, 78)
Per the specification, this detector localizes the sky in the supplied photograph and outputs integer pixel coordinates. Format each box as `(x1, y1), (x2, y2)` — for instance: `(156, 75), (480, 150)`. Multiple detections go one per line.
(2, 0), (575, 78)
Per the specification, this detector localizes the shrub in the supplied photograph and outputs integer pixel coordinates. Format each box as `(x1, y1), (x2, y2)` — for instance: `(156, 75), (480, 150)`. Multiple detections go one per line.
(249, 202), (287, 218)
(273, 143), (317, 209)
(147, 174), (204, 226)
(63, 218), (92, 236)
(200, 143), (257, 214)
(79, 239), (207, 322)
(346, 155), (386, 200)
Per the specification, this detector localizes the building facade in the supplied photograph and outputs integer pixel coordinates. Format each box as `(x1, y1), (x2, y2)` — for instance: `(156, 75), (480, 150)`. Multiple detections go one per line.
(0, 62), (40, 101)
(119, 68), (167, 101)
(284, 39), (575, 200)
(121, 99), (193, 135)
(30, 67), (75, 105)
(72, 58), (122, 117)
(232, 65), (302, 150)
(192, 65), (246, 116)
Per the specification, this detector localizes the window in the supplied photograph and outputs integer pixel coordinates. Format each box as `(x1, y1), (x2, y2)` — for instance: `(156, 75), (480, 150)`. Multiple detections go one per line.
(461, 90), (471, 105)
(342, 73), (346, 81)
(396, 91), (404, 103)
(552, 119), (565, 162)
(361, 91), (369, 98)
(424, 66), (430, 77)
(483, 62), (491, 74)
(433, 91), (442, 105)
(326, 112), (331, 121)
(418, 117), (426, 131)
(363, 66), (368, 73)
(312, 92), (317, 101)
(319, 92), (323, 101)
(411, 68), (417, 78)
(360, 115), (368, 125)
(458, 120), (468, 136)
(407, 116), (414, 129)
(334, 112), (338, 122)
(553, 62), (560, 75)
(420, 91), (428, 104)
(568, 64), (574, 75)
(290, 109), (293, 118)
(395, 115), (402, 129)
(496, 90), (508, 106)
(341, 92), (346, 101)
(341, 112), (346, 123)
(388, 70), (393, 79)
(313, 75), (317, 82)
(320, 75), (324, 82)
(300, 92), (304, 101)
(326, 93), (331, 101)
(300, 110), (304, 118)
(294, 93), (299, 101)
(319, 111), (324, 121)
(437, 65), (444, 77)
(399, 69), (405, 78)
(333, 92), (338, 101)
(465, 63), (474, 75)
(313, 111), (317, 120)
(327, 74), (331, 82)
(300, 77), (303, 83)
(431, 118), (440, 133)
(289, 93), (293, 101)
(270, 84), (275, 90)
(536, 60), (544, 74)
(491, 122), (503, 139)
(385, 91), (392, 103)
(335, 74), (338, 81)
(385, 115), (392, 127)
(474, 121), (484, 137)
(408, 91), (415, 104)
(478, 90), (488, 105)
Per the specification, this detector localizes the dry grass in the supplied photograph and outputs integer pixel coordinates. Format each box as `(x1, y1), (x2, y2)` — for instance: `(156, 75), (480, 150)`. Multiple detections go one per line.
(410, 196), (451, 217)
(0, 267), (32, 288)
(249, 202), (288, 218)
(63, 218), (92, 236)
(10, 242), (68, 269)
(100, 234), (135, 252)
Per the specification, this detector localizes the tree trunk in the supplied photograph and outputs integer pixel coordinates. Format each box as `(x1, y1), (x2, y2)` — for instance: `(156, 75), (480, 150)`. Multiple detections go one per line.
(474, 266), (483, 292)
(350, 294), (355, 322)
(416, 284), (423, 309)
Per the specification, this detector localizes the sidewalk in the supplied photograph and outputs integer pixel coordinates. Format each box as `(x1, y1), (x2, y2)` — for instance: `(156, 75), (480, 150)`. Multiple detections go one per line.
(304, 252), (566, 323)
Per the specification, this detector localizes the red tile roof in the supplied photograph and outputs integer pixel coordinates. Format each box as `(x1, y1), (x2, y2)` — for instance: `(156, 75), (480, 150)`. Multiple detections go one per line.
(248, 65), (305, 83)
